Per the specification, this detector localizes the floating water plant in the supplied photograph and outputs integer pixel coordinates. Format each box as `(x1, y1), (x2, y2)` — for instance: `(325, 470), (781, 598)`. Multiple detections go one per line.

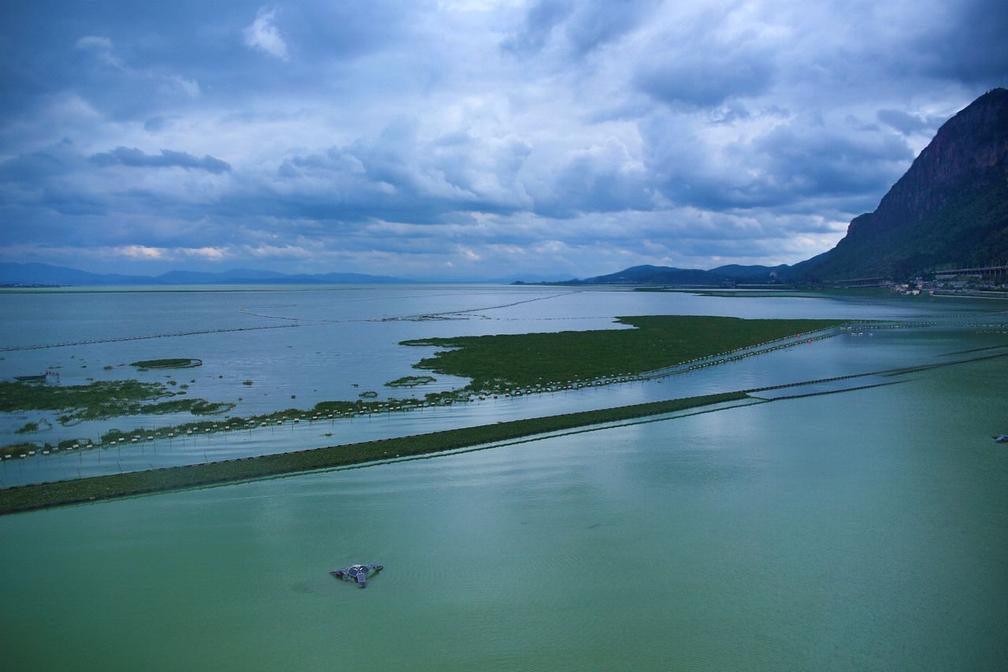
(0, 378), (234, 423)
(402, 315), (845, 391)
(385, 375), (437, 388)
(130, 358), (202, 370)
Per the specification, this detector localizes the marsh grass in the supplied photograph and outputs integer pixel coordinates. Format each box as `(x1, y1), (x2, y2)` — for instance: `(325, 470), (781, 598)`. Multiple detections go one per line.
(130, 358), (202, 369)
(0, 379), (232, 423)
(403, 315), (844, 389)
(385, 375), (437, 387)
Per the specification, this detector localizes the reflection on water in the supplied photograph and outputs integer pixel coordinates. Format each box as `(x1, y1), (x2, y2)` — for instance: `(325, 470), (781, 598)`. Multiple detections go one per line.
(1, 287), (1007, 670)
(3, 287), (1006, 486)
(1, 352), (1006, 671)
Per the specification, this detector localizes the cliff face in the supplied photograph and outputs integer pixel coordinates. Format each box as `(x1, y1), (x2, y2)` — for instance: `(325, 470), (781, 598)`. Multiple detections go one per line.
(799, 88), (1008, 280)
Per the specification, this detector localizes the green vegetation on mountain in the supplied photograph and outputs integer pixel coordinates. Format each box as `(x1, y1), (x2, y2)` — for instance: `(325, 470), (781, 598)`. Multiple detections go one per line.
(797, 88), (1008, 280)
(551, 89), (1008, 286)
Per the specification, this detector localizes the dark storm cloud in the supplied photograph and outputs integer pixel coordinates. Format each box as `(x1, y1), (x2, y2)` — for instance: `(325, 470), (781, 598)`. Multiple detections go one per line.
(907, 0), (1008, 85)
(633, 9), (778, 108)
(90, 147), (231, 173)
(503, 0), (657, 56)
(502, 0), (573, 53)
(0, 0), (1003, 277)
(636, 49), (776, 108)
(875, 109), (944, 136)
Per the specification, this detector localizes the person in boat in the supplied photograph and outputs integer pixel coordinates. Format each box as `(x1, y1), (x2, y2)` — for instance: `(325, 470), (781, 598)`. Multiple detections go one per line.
(331, 563), (383, 588)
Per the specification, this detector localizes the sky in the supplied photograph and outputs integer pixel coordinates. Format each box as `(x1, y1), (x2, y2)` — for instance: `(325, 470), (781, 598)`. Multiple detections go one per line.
(0, 0), (1005, 280)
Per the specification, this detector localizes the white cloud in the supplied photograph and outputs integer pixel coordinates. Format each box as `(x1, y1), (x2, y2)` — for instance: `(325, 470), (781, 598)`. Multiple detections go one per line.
(74, 35), (122, 68)
(243, 7), (289, 60)
(184, 247), (228, 260)
(75, 35), (113, 51)
(109, 246), (227, 261)
(165, 75), (201, 98)
(117, 245), (165, 259)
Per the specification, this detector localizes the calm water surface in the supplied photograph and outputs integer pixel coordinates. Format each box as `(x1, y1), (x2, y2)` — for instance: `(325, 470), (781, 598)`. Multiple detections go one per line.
(1, 286), (1007, 670)
(2, 285), (1002, 480)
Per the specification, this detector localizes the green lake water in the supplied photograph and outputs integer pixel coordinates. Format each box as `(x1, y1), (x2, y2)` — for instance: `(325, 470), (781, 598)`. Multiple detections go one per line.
(1, 287), (1007, 670)
(2, 343), (1007, 670)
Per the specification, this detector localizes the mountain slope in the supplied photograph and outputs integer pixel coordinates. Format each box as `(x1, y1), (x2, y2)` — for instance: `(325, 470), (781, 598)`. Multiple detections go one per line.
(563, 263), (791, 285)
(565, 265), (727, 285)
(797, 88), (1008, 279)
(557, 88), (1007, 286)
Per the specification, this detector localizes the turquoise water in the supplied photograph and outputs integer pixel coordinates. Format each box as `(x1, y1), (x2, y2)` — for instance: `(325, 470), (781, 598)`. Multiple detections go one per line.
(2, 287), (1007, 670)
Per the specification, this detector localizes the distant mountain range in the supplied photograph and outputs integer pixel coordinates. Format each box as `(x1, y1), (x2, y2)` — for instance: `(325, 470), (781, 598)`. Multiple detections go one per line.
(563, 87), (1008, 286)
(0, 263), (405, 286)
(0, 262), (569, 287)
(552, 263), (792, 286)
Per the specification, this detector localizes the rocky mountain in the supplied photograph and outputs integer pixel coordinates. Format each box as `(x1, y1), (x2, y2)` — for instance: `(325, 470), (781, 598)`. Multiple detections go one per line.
(796, 87), (1008, 280)
(558, 88), (1008, 286)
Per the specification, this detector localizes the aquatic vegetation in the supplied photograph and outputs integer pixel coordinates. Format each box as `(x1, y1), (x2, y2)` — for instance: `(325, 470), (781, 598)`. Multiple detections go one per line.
(1, 379), (166, 418)
(0, 442), (39, 460)
(15, 421), (39, 434)
(138, 399), (234, 415)
(385, 375), (437, 387)
(403, 315), (845, 391)
(0, 378), (233, 424)
(0, 391), (746, 514)
(0, 315), (848, 462)
(130, 358), (202, 369)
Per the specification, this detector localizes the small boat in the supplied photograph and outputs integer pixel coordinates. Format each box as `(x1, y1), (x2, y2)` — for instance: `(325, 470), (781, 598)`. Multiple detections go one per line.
(995, 435), (1008, 443)
(331, 563), (383, 588)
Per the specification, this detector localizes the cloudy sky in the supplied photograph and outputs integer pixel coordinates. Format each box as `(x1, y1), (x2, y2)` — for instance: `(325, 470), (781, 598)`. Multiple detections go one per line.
(1, 0), (1004, 279)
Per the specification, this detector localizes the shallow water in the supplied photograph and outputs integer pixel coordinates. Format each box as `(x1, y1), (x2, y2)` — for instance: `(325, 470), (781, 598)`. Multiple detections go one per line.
(1, 287), (1007, 670)
(2, 286), (1003, 481)
(1, 351), (1006, 671)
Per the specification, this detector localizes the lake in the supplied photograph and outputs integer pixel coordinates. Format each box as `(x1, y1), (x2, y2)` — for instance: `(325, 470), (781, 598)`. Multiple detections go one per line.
(1, 285), (1006, 670)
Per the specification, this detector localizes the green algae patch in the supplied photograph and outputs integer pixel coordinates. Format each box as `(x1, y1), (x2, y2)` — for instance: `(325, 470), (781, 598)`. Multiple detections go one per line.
(130, 358), (202, 369)
(1, 379), (167, 419)
(15, 421), (39, 434)
(385, 375), (436, 388)
(402, 315), (845, 390)
(139, 399), (235, 415)
(0, 391), (746, 514)
(0, 378), (233, 423)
